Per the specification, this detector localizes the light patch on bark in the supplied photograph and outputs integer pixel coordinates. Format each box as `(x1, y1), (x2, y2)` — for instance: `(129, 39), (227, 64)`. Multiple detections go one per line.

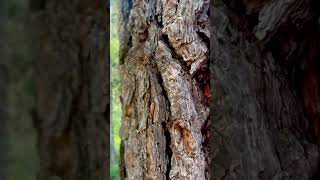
(162, 0), (209, 75)
(155, 41), (208, 179)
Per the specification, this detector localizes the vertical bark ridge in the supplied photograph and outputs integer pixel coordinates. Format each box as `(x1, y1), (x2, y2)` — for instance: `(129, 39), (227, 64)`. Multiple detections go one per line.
(120, 0), (210, 179)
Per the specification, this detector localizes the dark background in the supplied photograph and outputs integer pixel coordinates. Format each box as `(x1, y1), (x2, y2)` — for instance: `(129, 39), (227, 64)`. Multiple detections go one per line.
(0, 0), (110, 179)
(1, 0), (37, 179)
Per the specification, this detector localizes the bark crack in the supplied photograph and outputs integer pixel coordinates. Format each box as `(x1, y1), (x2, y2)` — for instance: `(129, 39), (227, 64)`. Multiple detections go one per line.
(163, 121), (172, 180)
(161, 34), (190, 73)
(154, 61), (173, 179)
(197, 31), (210, 48)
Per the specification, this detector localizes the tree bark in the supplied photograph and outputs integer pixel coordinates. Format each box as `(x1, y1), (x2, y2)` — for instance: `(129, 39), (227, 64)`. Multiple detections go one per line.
(119, 0), (210, 179)
(32, 1), (109, 180)
(212, 0), (320, 179)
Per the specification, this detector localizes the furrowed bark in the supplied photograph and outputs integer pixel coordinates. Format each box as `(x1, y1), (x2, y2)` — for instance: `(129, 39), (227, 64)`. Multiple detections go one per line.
(212, 0), (320, 179)
(32, 1), (109, 180)
(120, 0), (210, 179)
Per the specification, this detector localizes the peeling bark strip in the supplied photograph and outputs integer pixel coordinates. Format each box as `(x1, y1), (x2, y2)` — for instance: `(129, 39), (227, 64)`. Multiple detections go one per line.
(32, 1), (109, 180)
(120, 0), (210, 179)
(212, 0), (320, 179)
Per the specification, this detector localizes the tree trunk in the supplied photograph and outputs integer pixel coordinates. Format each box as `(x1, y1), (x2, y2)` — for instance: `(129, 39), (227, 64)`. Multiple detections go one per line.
(212, 0), (320, 179)
(32, 1), (109, 180)
(119, 0), (210, 179)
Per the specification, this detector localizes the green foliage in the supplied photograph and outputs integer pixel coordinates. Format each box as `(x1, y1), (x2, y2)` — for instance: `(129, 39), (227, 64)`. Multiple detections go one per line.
(110, 163), (120, 180)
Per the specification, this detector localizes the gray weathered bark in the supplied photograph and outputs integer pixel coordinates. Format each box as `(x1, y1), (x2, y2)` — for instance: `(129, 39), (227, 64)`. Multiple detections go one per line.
(212, 0), (320, 179)
(120, 0), (210, 179)
(31, 1), (109, 180)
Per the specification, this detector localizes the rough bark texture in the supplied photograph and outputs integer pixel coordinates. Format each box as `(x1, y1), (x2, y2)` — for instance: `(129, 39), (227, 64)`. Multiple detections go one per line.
(120, 0), (210, 179)
(212, 0), (320, 179)
(32, 1), (109, 180)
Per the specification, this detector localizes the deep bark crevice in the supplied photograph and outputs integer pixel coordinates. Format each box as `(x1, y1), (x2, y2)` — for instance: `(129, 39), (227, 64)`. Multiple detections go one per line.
(163, 121), (172, 180)
(155, 15), (163, 28)
(161, 34), (190, 73)
(197, 31), (210, 49)
(154, 62), (171, 114)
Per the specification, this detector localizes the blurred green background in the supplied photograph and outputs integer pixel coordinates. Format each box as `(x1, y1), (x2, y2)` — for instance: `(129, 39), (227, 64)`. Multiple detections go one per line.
(4, 0), (38, 180)
(110, 0), (121, 179)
